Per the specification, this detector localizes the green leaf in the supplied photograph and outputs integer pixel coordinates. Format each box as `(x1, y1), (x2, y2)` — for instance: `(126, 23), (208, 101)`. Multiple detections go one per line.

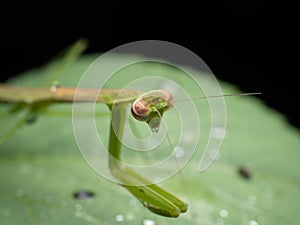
(1, 53), (299, 225)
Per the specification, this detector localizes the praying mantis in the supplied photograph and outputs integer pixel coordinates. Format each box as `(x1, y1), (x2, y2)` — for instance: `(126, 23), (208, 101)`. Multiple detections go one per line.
(0, 40), (261, 218)
(0, 83), (260, 218)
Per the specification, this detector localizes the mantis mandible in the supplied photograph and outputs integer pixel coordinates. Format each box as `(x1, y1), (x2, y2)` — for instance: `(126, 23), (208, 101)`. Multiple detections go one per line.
(0, 83), (260, 217)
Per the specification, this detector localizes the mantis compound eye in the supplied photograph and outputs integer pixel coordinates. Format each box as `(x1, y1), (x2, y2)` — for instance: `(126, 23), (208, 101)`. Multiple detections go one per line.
(131, 100), (150, 121)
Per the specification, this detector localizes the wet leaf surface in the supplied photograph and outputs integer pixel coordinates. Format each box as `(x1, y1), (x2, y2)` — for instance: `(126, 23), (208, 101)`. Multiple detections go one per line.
(1, 54), (299, 225)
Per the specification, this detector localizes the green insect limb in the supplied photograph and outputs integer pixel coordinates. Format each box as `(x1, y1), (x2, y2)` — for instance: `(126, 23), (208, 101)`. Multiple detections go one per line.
(106, 102), (187, 218)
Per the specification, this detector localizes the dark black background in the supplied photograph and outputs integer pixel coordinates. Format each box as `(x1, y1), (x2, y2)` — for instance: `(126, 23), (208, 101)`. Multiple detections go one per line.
(0, 2), (297, 129)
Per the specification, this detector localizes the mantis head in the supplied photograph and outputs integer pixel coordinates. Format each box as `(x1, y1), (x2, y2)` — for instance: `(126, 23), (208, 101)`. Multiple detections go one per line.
(131, 90), (174, 132)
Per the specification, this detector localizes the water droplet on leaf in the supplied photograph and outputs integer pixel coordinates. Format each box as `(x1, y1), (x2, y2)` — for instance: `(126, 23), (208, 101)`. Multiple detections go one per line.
(219, 209), (228, 218)
(50, 81), (60, 92)
(249, 220), (259, 225)
(115, 214), (125, 222)
(143, 219), (156, 225)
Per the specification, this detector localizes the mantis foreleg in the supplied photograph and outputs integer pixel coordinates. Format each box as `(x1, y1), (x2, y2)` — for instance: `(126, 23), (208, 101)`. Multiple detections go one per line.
(107, 102), (187, 218)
